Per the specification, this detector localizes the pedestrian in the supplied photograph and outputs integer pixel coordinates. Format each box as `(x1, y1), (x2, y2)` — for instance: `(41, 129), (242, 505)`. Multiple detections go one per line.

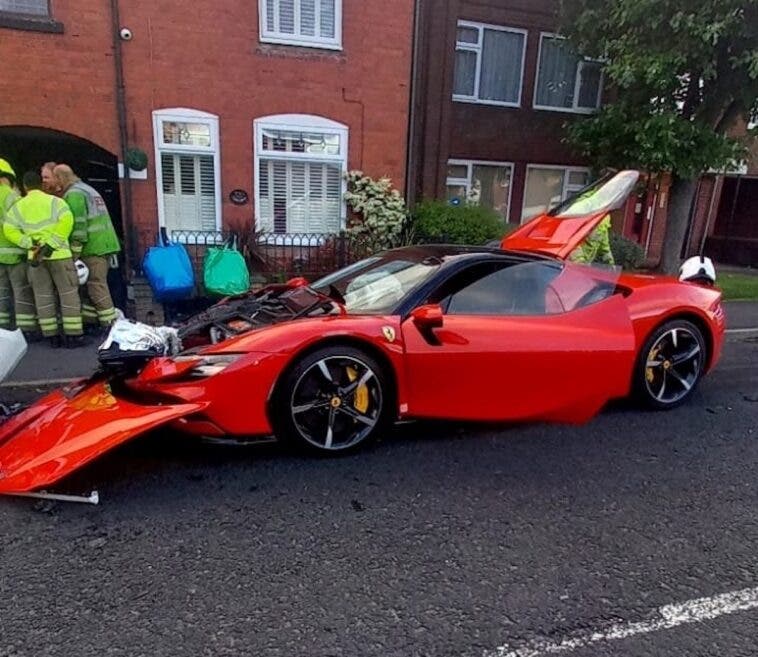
(41, 161), (61, 196)
(0, 159), (37, 336)
(54, 164), (121, 330)
(3, 171), (84, 348)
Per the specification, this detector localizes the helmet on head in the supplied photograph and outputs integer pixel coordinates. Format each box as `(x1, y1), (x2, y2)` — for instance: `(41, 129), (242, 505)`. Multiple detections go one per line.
(679, 256), (716, 285)
(0, 158), (16, 181)
(75, 259), (89, 285)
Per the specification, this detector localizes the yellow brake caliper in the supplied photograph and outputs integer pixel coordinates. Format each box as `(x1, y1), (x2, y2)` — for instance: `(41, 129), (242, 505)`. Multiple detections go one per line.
(347, 366), (369, 414)
(646, 346), (661, 383)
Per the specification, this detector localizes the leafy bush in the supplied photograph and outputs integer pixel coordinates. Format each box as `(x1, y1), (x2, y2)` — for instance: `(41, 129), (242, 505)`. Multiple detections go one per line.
(411, 200), (505, 245)
(609, 231), (646, 270)
(344, 171), (409, 250)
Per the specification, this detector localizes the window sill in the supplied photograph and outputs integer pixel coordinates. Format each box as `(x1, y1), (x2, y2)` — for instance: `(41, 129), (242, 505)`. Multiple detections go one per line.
(532, 104), (600, 115)
(0, 13), (63, 33)
(259, 34), (342, 50)
(453, 96), (522, 109)
(256, 42), (345, 62)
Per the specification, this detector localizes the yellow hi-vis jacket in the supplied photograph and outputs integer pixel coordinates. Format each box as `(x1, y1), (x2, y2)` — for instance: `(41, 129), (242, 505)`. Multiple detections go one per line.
(3, 189), (74, 261)
(0, 185), (23, 265)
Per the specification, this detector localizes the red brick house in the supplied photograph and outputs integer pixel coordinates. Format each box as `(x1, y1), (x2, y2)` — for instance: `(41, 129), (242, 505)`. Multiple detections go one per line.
(0, 0), (414, 284)
(406, 0), (671, 264)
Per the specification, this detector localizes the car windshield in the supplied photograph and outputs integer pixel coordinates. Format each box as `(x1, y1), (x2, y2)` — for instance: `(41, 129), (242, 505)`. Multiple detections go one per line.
(311, 250), (443, 314)
(548, 170), (640, 219)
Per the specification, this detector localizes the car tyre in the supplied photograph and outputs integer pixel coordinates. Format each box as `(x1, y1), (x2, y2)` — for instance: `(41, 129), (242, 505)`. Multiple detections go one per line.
(272, 345), (393, 455)
(633, 319), (707, 410)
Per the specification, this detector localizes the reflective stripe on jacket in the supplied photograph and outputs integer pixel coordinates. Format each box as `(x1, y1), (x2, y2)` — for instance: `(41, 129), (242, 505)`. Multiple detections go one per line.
(0, 186), (24, 265)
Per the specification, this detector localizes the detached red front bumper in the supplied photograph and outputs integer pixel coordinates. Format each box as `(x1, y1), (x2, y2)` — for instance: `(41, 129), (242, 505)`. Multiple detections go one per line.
(0, 381), (204, 494)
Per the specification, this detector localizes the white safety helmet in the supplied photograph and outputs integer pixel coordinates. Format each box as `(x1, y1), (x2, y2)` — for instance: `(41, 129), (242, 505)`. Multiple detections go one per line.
(75, 259), (89, 286)
(679, 255), (716, 285)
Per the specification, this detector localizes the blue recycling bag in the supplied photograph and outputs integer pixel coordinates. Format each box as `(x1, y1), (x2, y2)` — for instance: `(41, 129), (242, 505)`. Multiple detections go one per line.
(142, 230), (195, 302)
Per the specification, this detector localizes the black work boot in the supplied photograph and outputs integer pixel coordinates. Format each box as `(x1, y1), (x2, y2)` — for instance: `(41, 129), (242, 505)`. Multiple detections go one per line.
(48, 335), (63, 349)
(64, 335), (87, 349)
(22, 331), (43, 344)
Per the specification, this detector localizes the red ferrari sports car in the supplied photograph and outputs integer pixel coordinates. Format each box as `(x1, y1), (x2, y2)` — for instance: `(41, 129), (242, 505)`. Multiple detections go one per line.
(0, 170), (725, 497)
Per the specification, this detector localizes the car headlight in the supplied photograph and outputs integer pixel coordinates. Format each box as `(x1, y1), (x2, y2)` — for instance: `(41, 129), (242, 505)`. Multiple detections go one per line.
(172, 354), (243, 378)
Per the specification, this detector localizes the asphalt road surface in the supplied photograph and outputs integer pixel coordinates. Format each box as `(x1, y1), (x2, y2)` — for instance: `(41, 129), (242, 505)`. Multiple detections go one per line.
(1, 337), (757, 657)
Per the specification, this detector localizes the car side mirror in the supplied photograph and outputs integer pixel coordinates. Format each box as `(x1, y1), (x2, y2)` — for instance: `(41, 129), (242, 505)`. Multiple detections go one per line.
(411, 304), (443, 329)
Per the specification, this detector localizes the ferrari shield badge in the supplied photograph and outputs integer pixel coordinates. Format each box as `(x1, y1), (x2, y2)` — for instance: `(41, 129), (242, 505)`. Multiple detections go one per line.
(382, 326), (396, 343)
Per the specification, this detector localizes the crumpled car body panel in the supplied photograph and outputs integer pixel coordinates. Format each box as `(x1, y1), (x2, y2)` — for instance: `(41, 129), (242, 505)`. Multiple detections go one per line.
(0, 382), (204, 494)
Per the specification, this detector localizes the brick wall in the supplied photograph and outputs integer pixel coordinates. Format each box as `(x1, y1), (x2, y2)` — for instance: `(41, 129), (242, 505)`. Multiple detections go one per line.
(1, 0), (414, 258)
(121, 0), (413, 256)
(408, 0), (611, 222)
(126, 278), (165, 325)
(0, 4), (119, 152)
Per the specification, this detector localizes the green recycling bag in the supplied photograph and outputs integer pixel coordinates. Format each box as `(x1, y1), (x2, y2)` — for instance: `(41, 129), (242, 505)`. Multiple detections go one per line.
(203, 239), (250, 297)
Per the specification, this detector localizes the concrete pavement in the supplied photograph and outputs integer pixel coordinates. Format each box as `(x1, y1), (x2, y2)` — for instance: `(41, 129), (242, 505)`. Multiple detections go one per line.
(725, 300), (758, 330)
(2, 340), (99, 386)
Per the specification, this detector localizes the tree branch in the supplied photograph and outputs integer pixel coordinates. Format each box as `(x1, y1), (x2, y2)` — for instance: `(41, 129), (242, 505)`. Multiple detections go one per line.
(681, 72), (701, 120)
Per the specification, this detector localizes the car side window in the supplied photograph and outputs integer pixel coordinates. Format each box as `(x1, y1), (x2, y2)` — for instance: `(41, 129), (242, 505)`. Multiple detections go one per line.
(430, 261), (564, 316)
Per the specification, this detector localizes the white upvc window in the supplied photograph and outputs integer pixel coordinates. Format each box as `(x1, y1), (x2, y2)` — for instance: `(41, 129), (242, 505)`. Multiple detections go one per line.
(259, 0), (342, 50)
(152, 108), (222, 235)
(0, 0), (48, 15)
(254, 114), (348, 236)
(522, 165), (591, 222)
(534, 33), (603, 113)
(453, 21), (527, 107)
(446, 159), (514, 222)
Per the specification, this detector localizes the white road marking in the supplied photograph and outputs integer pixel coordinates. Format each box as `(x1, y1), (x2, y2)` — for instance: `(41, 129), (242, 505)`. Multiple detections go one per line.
(485, 585), (758, 657)
(0, 377), (79, 388)
(725, 327), (758, 334)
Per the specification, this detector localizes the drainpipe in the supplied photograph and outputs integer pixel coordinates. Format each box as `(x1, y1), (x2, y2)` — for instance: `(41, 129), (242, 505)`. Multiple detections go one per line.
(110, 0), (134, 275)
(341, 87), (365, 170)
(405, 0), (422, 206)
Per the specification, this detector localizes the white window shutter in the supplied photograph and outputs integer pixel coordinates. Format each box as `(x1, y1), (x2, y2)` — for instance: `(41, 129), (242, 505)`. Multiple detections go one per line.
(160, 153), (217, 232)
(264, 0), (275, 31)
(258, 160), (274, 232)
(258, 158), (343, 233)
(300, 0), (316, 36)
(323, 164), (342, 232)
(161, 154), (179, 230)
(279, 0), (295, 34)
(199, 155), (217, 231)
(289, 161), (308, 232)
(178, 156), (196, 194)
(319, 0), (336, 39)
(160, 153), (175, 194)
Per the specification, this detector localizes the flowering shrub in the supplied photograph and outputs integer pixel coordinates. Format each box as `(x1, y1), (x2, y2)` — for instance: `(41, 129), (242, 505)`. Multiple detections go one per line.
(343, 170), (409, 249)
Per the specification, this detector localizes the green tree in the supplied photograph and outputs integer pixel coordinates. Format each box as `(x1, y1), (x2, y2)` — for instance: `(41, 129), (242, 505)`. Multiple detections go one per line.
(558, 0), (758, 272)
